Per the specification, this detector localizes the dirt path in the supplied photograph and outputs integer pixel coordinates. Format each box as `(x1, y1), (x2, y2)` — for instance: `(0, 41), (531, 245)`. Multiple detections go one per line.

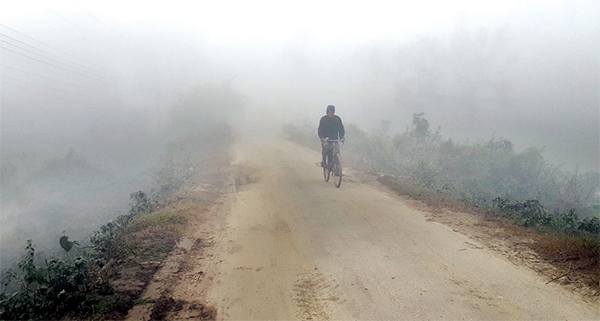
(130, 133), (598, 320)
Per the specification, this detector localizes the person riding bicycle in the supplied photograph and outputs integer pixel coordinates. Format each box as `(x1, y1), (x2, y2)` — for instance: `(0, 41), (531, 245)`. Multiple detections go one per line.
(318, 105), (345, 168)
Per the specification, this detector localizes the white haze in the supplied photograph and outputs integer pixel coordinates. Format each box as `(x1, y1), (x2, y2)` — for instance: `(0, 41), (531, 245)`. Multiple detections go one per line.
(1, 0), (598, 267)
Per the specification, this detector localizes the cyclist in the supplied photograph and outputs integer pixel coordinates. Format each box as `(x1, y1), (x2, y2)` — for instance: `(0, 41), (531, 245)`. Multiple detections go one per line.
(318, 104), (345, 168)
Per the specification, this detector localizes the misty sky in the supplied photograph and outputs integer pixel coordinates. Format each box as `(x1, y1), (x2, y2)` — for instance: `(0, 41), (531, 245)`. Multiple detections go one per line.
(1, 0), (599, 171)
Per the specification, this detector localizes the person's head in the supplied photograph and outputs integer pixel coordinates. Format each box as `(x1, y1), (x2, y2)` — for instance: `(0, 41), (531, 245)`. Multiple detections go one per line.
(326, 105), (335, 117)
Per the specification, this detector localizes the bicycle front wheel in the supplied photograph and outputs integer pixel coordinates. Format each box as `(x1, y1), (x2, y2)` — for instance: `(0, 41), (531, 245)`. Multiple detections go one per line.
(333, 153), (342, 188)
(323, 155), (331, 182)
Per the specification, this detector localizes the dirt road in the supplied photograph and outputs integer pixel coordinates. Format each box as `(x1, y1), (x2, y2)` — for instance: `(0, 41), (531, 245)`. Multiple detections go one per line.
(132, 133), (598, 320)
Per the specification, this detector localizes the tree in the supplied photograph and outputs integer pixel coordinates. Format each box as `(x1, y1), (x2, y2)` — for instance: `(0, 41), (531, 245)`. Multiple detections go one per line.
(411, 112), (430, 142)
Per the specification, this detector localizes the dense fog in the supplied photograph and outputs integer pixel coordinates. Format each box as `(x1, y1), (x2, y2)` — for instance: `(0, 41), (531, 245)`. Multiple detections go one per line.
(1, 1), (598, 269)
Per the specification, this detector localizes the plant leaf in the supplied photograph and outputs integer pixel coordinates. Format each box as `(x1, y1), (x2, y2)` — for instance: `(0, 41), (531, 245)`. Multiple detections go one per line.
(59, 236), (74, 253)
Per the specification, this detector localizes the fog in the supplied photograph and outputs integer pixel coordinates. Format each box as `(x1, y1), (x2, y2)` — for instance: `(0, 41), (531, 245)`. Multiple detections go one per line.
(1, 1), (598, 268)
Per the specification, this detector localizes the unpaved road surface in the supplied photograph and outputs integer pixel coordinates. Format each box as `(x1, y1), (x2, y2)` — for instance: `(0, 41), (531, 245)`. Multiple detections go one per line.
(132, 133), (599, 320)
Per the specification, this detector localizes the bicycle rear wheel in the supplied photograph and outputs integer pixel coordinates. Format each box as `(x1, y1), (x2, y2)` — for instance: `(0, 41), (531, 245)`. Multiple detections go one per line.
(323, 154), (331, 182)
(333, 153), (342, 188)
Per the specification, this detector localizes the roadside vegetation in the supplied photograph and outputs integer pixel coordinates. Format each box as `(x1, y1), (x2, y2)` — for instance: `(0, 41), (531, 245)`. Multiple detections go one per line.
(0, 127), (231, 320)
(0, 83), (240, 320)
(284, 114), (599, 292)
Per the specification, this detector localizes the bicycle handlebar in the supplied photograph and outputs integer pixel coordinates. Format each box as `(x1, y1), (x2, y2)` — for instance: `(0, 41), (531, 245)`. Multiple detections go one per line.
(322, 138), (344, 143)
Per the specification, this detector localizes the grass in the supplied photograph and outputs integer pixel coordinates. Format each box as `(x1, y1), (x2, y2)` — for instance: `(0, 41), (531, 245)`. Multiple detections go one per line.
(127, 212), (187, 233)
(377, 174), (478, 215)
(530, 233), (599, 288)
(92, 297), (136, 315)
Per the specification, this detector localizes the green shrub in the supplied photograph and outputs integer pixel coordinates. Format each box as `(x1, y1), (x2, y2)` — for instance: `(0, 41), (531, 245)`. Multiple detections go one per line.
(579, 217), (600, 234)
(90, 191), (155, 261)
(0, 240), (88, 320)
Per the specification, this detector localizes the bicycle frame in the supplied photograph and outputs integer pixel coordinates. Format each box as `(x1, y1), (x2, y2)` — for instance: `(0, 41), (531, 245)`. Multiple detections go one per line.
(322, 139), (343, 187)
(324, 140), (341, 162)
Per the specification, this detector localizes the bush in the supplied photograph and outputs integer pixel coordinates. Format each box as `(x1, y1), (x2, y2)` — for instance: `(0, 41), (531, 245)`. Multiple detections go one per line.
(1, 189), (169, 320)
(0, 240), (88, 320)
(90, 191), (155, 261)
(579, 217), (600, 234)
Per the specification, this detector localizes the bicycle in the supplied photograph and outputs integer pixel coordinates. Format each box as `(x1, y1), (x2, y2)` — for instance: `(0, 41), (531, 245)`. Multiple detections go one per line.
(322, 138), (343, 188)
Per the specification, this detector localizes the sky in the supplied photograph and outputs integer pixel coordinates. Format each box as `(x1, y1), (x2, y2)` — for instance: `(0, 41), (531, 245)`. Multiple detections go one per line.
(1, 0), (572, 43)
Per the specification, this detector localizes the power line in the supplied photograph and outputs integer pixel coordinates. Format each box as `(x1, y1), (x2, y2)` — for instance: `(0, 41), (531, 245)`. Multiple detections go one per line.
(0, 23), (100, 69)
(1, 40), (107, 81)
(2, 46), (156, 97)
(2, 55), (153, 99)
(0, 24), (162, 98)
(0, 45), (109, 83)
(2, 74), (113, 100)
(0, 33), (110, 79)
(0, 24), (129, 93)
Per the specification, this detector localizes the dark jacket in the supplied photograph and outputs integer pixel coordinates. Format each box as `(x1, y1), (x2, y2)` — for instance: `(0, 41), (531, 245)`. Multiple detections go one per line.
(318, 115), (345, 140)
